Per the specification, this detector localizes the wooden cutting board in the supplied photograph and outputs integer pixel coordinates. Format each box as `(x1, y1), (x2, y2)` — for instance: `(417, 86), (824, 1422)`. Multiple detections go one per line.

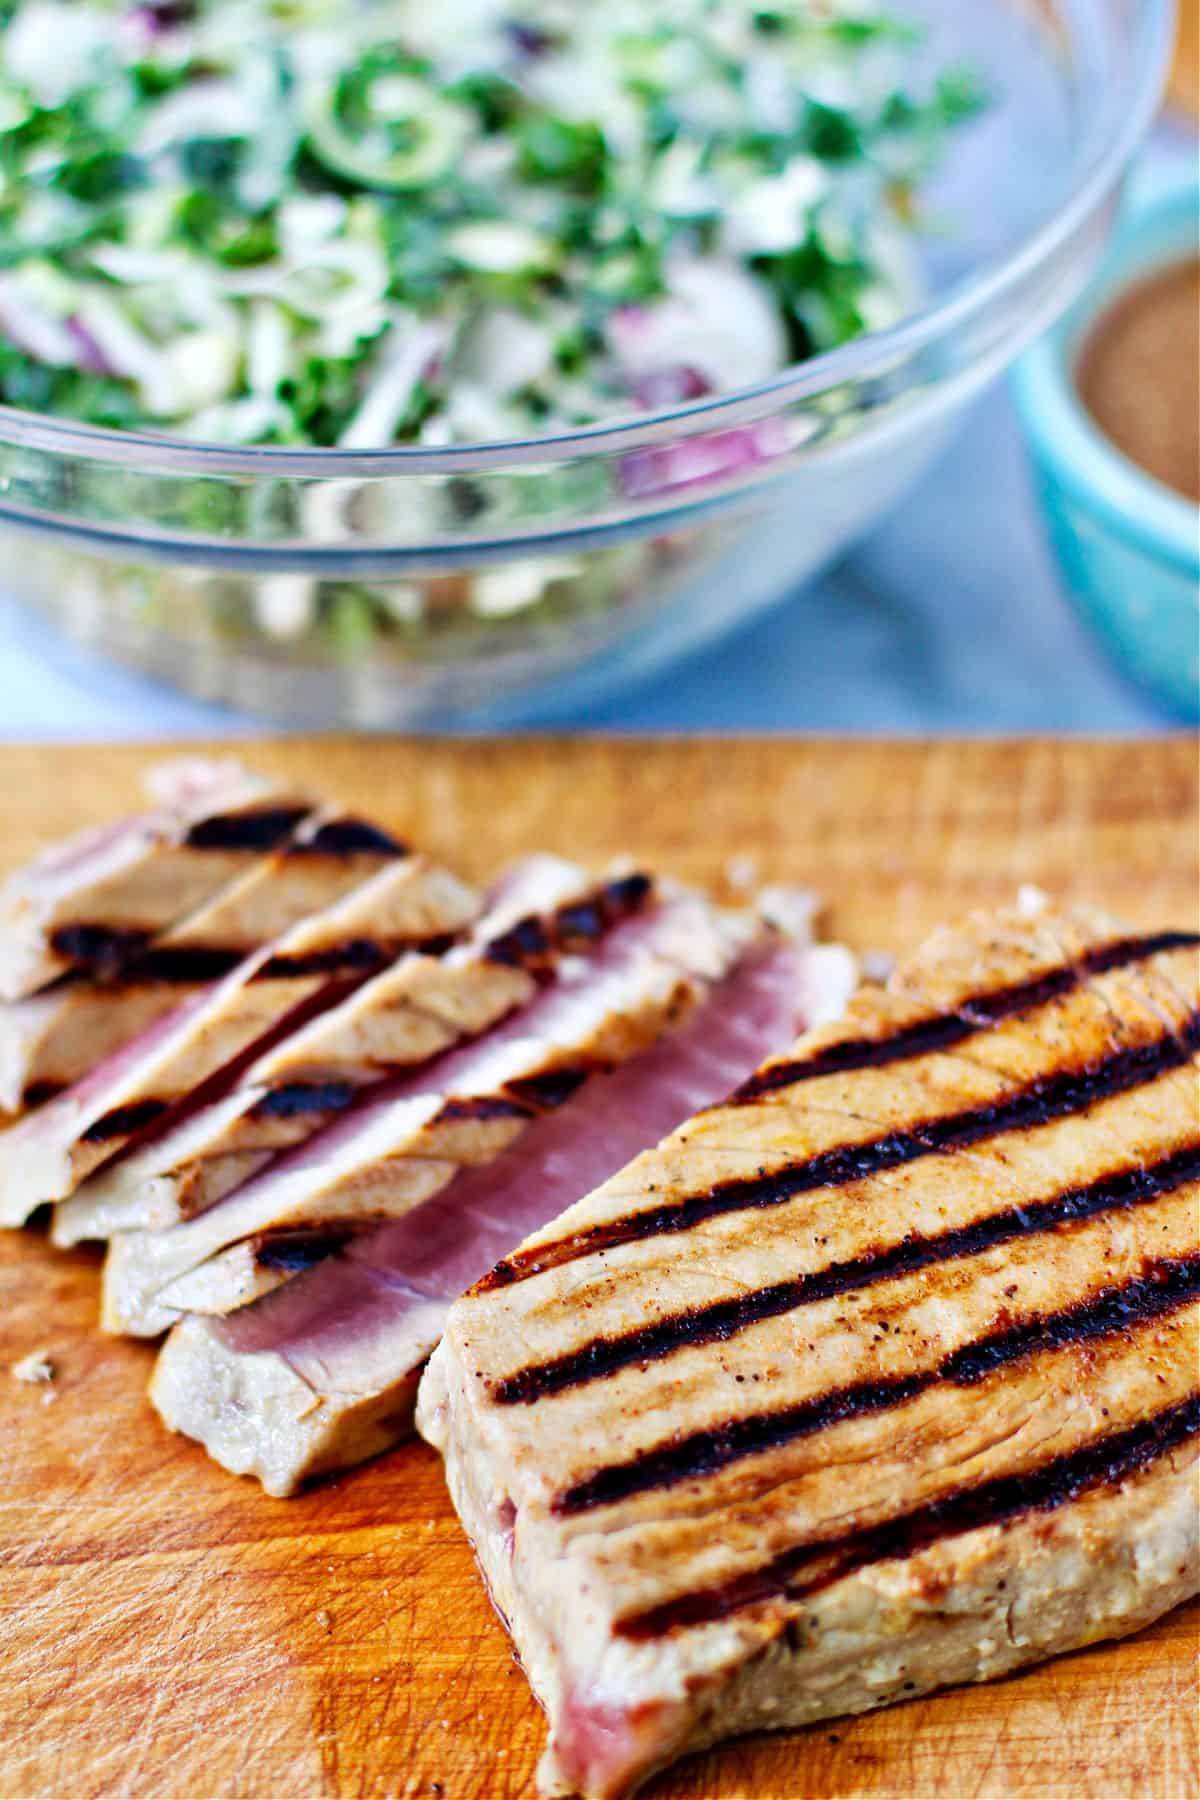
(1169, 6), (1200, 117)
(1, 738), (1196, 1800)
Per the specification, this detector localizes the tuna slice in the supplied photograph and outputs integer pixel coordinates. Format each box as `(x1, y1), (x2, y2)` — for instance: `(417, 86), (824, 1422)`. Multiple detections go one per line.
(148, 932), (856, 1493)
(411, 904), (1198, 1800)
(0, 809), (417, 1113)
(53, 856), (646, 1246)
(0, 857), (478, 1225)
(0, 758), (307, 1001)
(102, 885), (754, 1334)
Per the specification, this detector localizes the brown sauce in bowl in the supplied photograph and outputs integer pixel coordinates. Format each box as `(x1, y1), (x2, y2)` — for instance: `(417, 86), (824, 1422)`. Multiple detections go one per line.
(1076, 257), (1200, 504)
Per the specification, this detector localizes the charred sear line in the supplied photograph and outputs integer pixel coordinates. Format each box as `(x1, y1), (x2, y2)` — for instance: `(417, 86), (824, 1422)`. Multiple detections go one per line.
(484, 915), (552, 969)
(287, 817), (406, 858)
(257, 939), (394, 981)
(482, 1014), (1200, 1289)
(941, 1256), (1200, 1382)
(80, 1097), (170, 1144)
(733, 930), (1200, 1101)
(437, 1094), (533, 1123)
(506, 1066), (592, 1111)
(250, 1080), (360, 1121)
(616, 1392), (1200, 1639)
(22, 1080), (66, 1108)
(58, 930), (445, 992)
(1083, 929), (1200, 975)
(554, 1255), (1200, 1515)
(436, 1065), (597, 1129)
(125, 945), (245, 984)
(603, 872), (656, 913)
(48, 923), (154, 979)
(735, 972), (1077, 1098)
(253, 1228), (357, 1272)
(183, 805), (310, 851)
(415, 932), (458, 960)
(493, 1143), (1200, 1404)
(258, 928), (460, 982)
(485, 873), (654, 972)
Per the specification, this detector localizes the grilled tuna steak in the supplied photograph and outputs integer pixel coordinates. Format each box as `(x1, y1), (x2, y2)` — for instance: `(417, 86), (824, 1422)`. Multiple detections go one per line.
(54, 856), (649, 1246)
(149, 927), (852, 1493)
(0, 808), (414, 1113)
(415, 903), (1199, 1800)
(105, 883), (749, 1335)
(0, 857), (478, 1225)
(0, 759), (309, 1001)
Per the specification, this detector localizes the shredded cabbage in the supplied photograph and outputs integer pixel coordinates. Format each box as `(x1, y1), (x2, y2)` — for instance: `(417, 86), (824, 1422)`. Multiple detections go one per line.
(0, 0), (984, 448)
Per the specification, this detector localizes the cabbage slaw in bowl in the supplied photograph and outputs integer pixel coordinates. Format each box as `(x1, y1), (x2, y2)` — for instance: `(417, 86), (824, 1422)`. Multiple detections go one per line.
(0, 0), (980, 463)
(0, 0), (1170, 719)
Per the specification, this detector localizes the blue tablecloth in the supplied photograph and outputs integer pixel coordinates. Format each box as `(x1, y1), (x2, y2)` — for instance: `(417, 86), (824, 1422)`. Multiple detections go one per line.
(0, 378), (1168, 740)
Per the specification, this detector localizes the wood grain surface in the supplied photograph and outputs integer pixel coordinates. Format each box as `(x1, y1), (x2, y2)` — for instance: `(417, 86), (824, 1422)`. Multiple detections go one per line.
(1, 737), (1197, 1800)
(1169, 5), (1199, 118)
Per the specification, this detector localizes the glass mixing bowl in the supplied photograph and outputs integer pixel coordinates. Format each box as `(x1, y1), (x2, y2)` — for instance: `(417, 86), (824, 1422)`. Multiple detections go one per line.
(0, 0), (1174, 729)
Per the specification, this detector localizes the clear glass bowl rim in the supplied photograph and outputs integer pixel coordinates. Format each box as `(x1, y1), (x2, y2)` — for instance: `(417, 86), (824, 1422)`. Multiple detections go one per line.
(0, 0), (1175, 481)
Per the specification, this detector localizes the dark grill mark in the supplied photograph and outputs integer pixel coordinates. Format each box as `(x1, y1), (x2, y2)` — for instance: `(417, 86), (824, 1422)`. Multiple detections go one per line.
(437, 1094), (533, 1124)
(91, 934), (396, 988)
(554, 1255), (1200, 1515)
(22, 1080), (65, 1108)
(80, 1097), (170, 1144)
(615, 1393), (1200, 1639)
(253, 1228), (357, 1272)
(427, 1062), (609, 1132)
(554, 899), (606, 941)
(943, 1257), (1199, 1380)
(258, 939), (394, 981)
(288, 817), (406, 858)
(183, 805), (309, 851)
(62, 925), (457, 995)
(257, 929), (458, 982)
(487, 916), (550, 968)
(415, 932), (457, 960)
(131, 945), (245, 983)
(485, 872), (654, 972)
(480, 1014), (1200, 1289)
(733, 931), (1200, 1100)
(49, 923), (153, 979)
(604, 872), (655, 913)
(505, 1066), (591, 1112)
(493, 1143), (1200, 1404)
(250, 1081), (360, 1121)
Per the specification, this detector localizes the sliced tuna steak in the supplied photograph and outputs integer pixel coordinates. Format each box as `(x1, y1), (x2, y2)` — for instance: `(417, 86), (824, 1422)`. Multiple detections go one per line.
(103, 887), (748, 1335)
(0, 759), (308, 1001)
(0, 808), (415, 1113)
(148, 932), (852, 1493)
(0, 857), (478, 1224)
(54, 856), (649, 1245)
(413, 904), (1199, 1800)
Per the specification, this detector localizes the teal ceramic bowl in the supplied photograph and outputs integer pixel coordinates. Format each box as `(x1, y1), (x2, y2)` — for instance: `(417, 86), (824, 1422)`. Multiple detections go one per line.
(1015, 167), (1199, 721)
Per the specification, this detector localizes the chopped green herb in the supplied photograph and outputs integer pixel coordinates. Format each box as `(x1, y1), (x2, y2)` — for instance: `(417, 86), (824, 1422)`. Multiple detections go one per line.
(516, 117), (609, 195)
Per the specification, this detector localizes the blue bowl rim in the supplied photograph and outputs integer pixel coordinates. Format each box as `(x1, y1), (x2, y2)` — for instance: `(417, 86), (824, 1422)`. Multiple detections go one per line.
(1014, 169), (1200, 574)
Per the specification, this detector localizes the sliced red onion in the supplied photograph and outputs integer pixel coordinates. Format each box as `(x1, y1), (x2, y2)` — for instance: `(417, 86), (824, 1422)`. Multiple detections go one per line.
(606, 302), (651, 359)
(620, 417), (791, 501)
(0, 279), (78, 368)
(66, 315), (115, 377)
(127, 0), (195, 32)
(631, 366), (712, 409)
(503, 18), (554, 58)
